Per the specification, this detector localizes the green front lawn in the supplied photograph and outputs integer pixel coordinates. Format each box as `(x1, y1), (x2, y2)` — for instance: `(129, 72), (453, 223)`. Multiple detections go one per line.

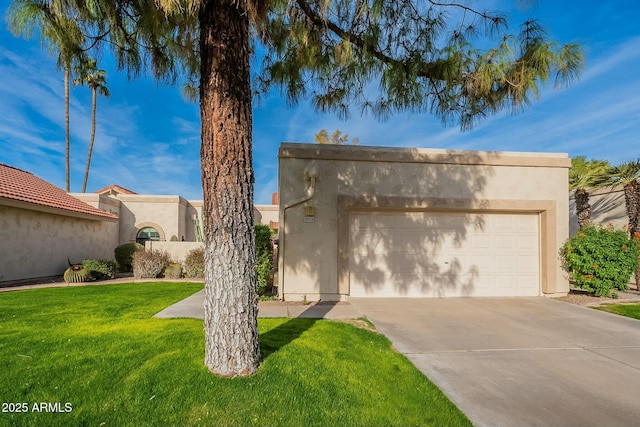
(594, 303), (640, 320)
(0, 282), (470, 427)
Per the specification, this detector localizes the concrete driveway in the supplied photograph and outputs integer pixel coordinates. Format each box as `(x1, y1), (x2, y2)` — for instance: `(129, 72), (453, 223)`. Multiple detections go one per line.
(350, 297), (640, 427)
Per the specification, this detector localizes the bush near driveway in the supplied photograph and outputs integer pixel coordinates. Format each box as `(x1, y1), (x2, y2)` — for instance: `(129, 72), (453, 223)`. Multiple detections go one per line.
(0, 283), (471, 427)
(561, 224), (639, 297)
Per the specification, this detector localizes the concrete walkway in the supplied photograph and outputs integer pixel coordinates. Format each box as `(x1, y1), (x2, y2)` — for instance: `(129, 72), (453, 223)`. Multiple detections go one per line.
(350, 297), (640, 427)
(154, 290), (362, 319)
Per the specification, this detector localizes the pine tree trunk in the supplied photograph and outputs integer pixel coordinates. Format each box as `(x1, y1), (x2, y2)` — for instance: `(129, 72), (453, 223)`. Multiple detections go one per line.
(199, 0), (260, 376)
(575, 188), (592, 228)
(64, 65), (70, 192)
(82, 88), (97, 193)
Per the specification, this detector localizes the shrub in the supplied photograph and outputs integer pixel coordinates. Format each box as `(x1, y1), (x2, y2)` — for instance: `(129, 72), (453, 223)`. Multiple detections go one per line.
(164, 262), (183, 279)
(561, 224), (639, 296)
(256, 250), (272, 296)
(255, 224), (272, 257)
(184, 247), (205, 279)
(114, 243), (144, 272)
(132, 249), (170, 279)
(255, 224), (274, 296)
(82, 259), (116, 280)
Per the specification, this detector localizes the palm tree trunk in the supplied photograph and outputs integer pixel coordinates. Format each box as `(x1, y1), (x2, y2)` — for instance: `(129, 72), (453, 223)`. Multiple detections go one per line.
(575, 188), (592, 228)
(200, 0), (260, 376)
(64, 65), (70, 192)
(623, 181), (640, 290)
(82, 87), (97, 193)
(624, 181), (640, 236)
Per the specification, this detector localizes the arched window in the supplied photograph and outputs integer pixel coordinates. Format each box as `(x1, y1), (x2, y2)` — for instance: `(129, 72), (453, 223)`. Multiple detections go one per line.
(136, 226), (160, 246)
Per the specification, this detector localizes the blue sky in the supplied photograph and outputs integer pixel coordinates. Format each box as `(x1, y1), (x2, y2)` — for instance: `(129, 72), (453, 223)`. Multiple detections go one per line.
(1, 1), (639, 204)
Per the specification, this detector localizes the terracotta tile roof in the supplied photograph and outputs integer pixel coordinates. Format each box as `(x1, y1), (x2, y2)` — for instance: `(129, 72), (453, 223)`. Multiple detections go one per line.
(0, 163), (118, 220)
(94, 184), (138, 195)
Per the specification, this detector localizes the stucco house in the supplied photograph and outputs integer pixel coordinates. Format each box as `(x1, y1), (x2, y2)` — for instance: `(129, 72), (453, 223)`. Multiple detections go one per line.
(277, 143), (572, 301)
(0, 163), (118, 282)
(0, 163), (278, 284)
(2, 143), (576, 296)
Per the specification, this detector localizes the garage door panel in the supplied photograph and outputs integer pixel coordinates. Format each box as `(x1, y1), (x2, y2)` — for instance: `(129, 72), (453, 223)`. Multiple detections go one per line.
(495, 235), (515, 249)
(495, 255), (515, 271)
(349, 212), (540, 297)
(471, 234), (492, 249)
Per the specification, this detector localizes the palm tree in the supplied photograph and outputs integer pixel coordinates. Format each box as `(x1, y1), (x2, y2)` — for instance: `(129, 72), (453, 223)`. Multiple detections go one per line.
(74, 59), (110, 193)
(568, 156), (609, 228)
(602, 159), (640, 288)
(6, 0), (85, 192)
(605, 160), (640, 236)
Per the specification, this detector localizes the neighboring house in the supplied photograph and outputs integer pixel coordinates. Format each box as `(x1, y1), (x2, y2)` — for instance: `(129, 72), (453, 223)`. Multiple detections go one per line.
(0, 162), (279, 284)
(0, 163), (118, 283)
(75, 186), (278, 269)
(2, 142), (574, 297)
(278, 143), (571, 301)
(74, 187), (278, 247)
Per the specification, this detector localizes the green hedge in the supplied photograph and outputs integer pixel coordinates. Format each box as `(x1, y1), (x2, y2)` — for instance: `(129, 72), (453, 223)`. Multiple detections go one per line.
(82, 259), (117, 280)
(114, 243), (144, 272)
(561, 225), (639, 296)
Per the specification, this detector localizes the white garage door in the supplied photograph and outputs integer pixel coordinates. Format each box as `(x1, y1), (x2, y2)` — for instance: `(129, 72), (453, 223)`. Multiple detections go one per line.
(349, 211), (540, 297)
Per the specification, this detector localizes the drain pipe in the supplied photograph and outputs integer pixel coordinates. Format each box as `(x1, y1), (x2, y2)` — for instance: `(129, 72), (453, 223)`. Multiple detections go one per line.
(279, 174), (318, 300)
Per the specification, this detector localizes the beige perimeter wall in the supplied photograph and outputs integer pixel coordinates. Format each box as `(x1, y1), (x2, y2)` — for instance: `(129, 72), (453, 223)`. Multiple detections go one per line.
(278, 143), (571, 301)
(0, 205), (118, 282)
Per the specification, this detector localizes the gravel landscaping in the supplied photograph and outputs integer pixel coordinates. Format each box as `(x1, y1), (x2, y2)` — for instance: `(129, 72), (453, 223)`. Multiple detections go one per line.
(554, 288), (640, 307)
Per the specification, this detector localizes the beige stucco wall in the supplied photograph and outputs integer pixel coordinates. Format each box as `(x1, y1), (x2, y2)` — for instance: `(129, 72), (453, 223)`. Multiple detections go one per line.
(0, 205), (118, 282)
(255, 205), (279, 227)
(77, 192), (278, 244)
(117, 195), (187, 243)
(278, 143), (571, 301)
(144, 241), (203, 265)
(76, 193), (204, 246)
(569, 187), (627, 235)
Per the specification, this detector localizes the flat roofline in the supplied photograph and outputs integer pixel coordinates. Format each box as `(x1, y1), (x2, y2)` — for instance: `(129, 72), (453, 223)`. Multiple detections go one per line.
(279, 143), (571, 168)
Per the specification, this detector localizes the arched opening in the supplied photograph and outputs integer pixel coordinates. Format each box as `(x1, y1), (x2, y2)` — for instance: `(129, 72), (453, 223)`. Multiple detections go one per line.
(136, 226), (160, 246)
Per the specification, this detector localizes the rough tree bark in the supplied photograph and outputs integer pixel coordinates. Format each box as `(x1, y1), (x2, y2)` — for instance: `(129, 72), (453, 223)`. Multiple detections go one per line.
(574, 188), (592, 229)
(623, 180), (640, 290)
(199, 0), (261, 376)
(624, 181), (640, 237)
